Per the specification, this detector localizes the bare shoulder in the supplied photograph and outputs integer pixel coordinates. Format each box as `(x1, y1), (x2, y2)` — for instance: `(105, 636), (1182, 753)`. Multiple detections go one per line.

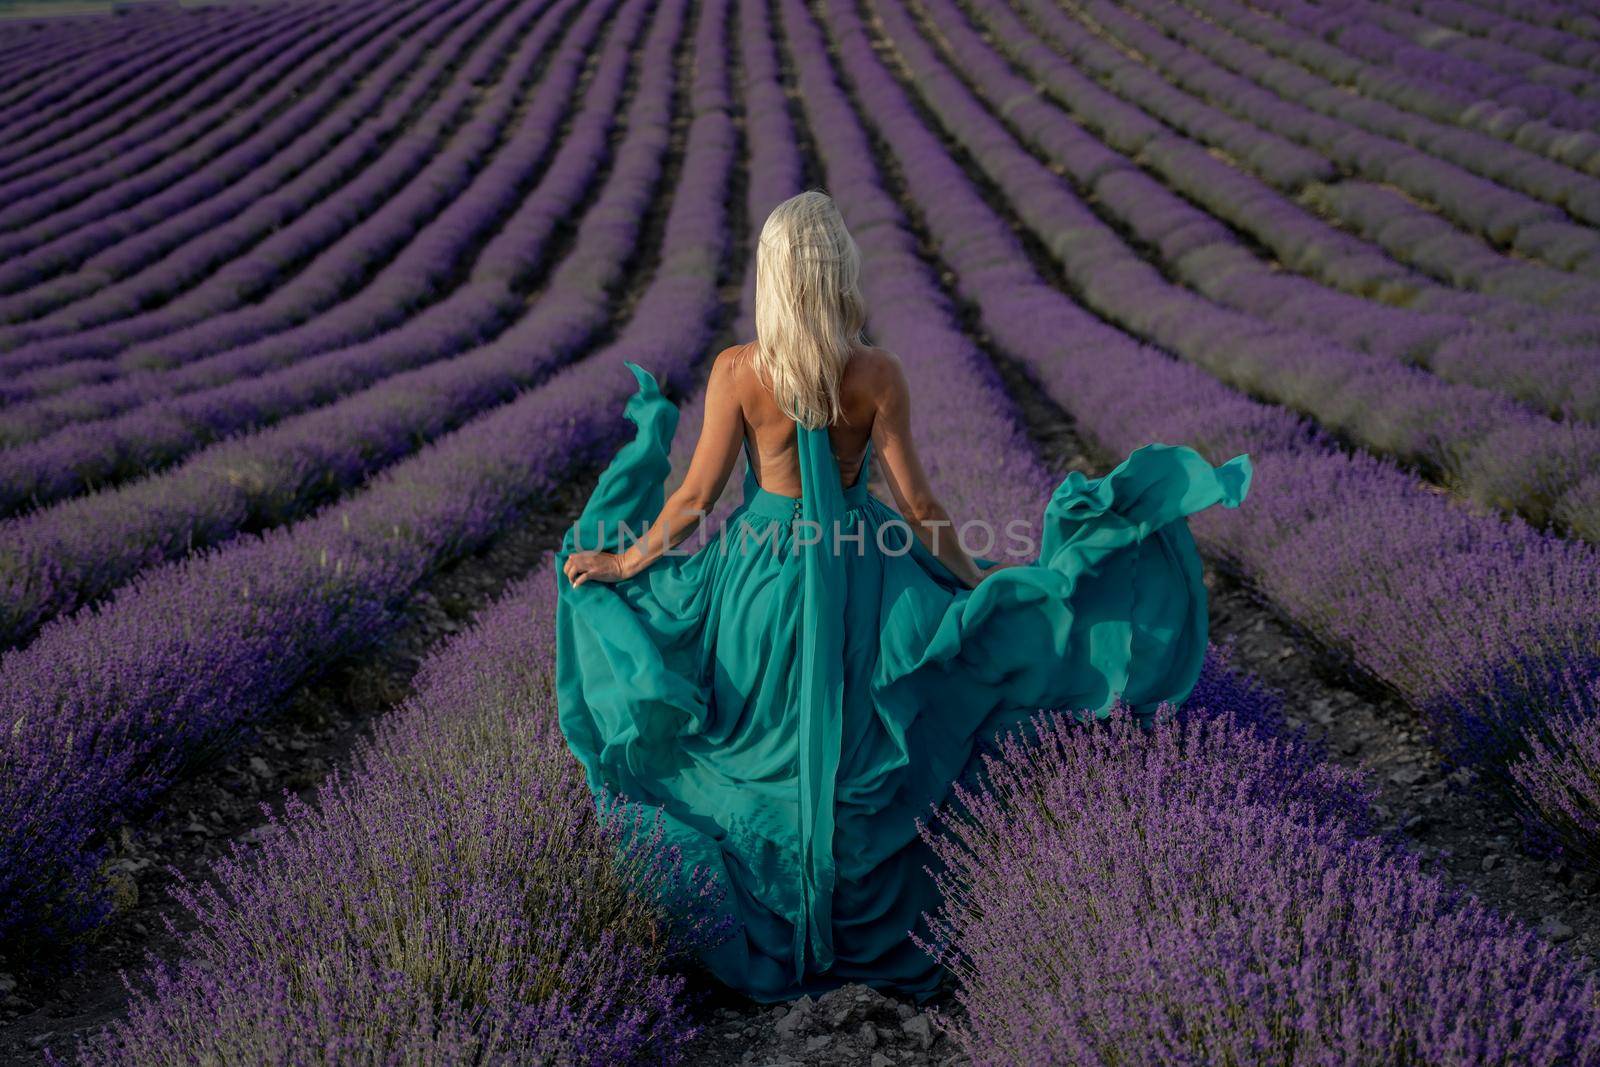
(711, 340), (755, 376)
(842, 343), (894, 378)
(707, 341), (755, 395)
(845, 344), (908, 401)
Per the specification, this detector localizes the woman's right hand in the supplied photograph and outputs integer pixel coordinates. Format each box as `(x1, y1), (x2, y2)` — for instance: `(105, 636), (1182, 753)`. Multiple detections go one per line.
(563, 550), (632, 588)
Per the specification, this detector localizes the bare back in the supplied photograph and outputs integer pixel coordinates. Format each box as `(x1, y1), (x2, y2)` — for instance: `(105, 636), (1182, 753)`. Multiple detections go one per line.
(665, 338), (951, 575)
(729, 340), (888, 496)
(596, 337), (983, 589)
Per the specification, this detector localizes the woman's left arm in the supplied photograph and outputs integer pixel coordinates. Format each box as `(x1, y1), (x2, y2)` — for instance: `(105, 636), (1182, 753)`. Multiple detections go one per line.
(564, 348), (746, 588)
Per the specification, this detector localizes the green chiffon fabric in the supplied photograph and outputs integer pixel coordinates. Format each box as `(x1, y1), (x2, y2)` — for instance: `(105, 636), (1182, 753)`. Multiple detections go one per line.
(554, 363), (1253, 1003)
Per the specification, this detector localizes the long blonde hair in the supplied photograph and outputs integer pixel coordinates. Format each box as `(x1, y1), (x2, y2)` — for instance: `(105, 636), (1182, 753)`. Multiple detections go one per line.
(752, 190), (867, 429)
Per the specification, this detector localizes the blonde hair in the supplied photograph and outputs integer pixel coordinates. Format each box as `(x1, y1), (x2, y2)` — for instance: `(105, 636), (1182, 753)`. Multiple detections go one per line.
(752, 190), (867, 429)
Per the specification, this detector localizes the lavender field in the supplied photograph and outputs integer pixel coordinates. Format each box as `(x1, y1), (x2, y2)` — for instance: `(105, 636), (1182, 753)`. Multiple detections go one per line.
(1, 0), (1599, 1061)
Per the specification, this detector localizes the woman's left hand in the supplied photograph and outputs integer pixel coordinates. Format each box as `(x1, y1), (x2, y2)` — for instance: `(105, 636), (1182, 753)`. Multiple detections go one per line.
(563, 550), (631, 588)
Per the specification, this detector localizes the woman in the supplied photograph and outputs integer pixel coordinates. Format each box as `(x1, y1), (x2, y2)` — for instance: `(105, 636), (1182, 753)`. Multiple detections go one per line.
(555, 190), (1252, 1003)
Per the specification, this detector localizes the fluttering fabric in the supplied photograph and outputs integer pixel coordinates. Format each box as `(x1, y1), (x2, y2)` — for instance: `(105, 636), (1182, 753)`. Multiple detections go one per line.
(555, 363), (1252, 1002)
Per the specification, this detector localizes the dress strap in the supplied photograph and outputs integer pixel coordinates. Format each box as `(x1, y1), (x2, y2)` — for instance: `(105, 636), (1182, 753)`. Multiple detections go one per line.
(739, 434), (760, 503)
(791, 420), (848, 979)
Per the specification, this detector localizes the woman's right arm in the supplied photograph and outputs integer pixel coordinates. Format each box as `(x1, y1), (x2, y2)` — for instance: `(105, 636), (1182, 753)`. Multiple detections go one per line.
(564, 347), (745, 588)
(869, 351), (988, 589)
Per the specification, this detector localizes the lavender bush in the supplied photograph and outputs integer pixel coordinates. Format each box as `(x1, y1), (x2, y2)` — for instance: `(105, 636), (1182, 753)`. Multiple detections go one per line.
(0, 0), (467, 342)
(927, 0), (1600, 425)
(0, 0), (453, 329)
(1091, 0), (1600, 272)
(0, 0), (523, 372)
(916, 704), (1600, 1064)
(870, 0), (1600, 540)
(0, 1), (308, 181)
(791, 0), (1600, 875)
(0, 0), (643, 648)
(76, 566), (727, 1066)
(0, 0), (731, 963)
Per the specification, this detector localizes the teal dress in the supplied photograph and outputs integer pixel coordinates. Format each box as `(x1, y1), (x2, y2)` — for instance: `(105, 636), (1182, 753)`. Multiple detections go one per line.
(554, 364), (1252, 1003)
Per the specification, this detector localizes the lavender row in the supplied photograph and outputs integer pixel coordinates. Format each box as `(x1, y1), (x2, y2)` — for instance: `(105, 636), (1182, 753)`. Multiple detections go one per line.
(74, 0), (771, 1052)
(1023, 0), (1565, 315)
(781, 0), (1600, 1054)
(887, 0), (1600, 540)
(1301, 0), (1600, 130)
(0, 0), (645, 656)
(0, 0), (454, 327)
(941, 0), (1600, 424)
(1367, 0), (1600, 87)
(63, 0), (581, 383)
(1156, 0), (1600, 247)
(1383, 0), (1600, 74)
(1012, 0), (1338, 191)
(938, 0), (1442, 323)
(1449, 0), (1600, 42)
(821, 0), (1600, 888)
(1014, 0), (1600, 319)
(0, 1), (287, 175)
(1298, 176), (1600, 309)
(0, 1), (252, 131)
(0, 0), (483, 358)
(0, 0), (336, 202)
(0, 0), (728, 964)
(0, 4), (331, 206)
(920, 705), (1600, 1062)
(79, 575), (719, 1064)
(0, 0), (575, 408)
(1032, 0), (1599, 309)
(0, 8), (179, 89)
(1254, 0), (1600, 138)
(0, 0), (604, 474)
(0, 0), (533, 377)
(1058, 0), (1600, 292)
(0, 6), (205, 127)
(1194, 0), (1600, 175)
(0, 0), (425, 287)
(0, 0), (627, 527)
(1088, 0), (1600, 274)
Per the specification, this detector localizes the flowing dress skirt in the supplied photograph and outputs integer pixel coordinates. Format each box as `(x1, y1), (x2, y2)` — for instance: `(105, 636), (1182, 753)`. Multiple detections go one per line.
(555, 364), (1252, 1002)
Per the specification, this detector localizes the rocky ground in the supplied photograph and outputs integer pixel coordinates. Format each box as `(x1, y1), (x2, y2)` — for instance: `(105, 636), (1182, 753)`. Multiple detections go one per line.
(679, 981), (970, 1067)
